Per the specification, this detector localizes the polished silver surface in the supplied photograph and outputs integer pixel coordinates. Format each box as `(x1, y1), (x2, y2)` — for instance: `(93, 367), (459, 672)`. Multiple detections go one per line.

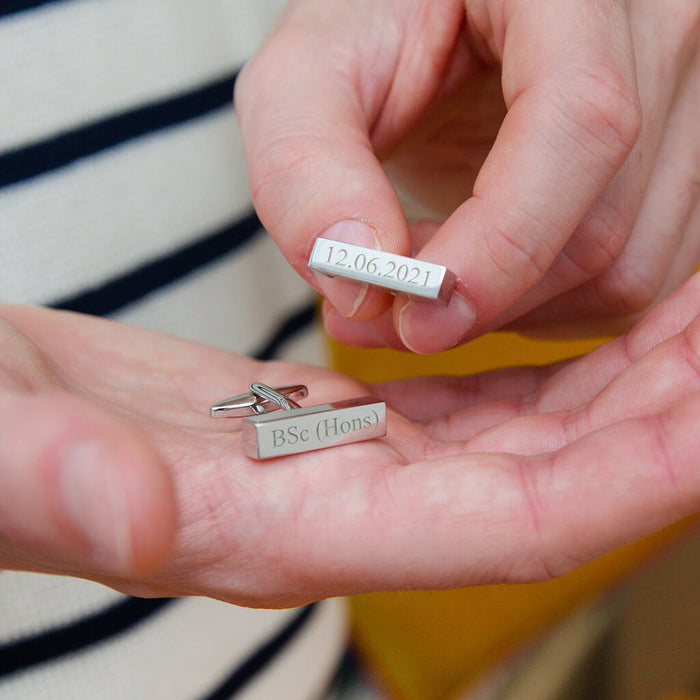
(210, 385), (308, 418)
(249, 381), (301, 412)
(308, 237), (456, 305)
(242, 397), (387, 459)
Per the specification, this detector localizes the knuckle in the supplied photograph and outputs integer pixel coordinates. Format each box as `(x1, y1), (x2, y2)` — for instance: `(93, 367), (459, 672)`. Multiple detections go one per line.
(567, 197), (631, 276)
(557, 66), (642, 167)
(560, 408), (590, 445)
(505, 453), (595, 583)
(0, 323), (56, 392)
(503, 457), (574, 582)
(233, 34), (287, 110)
(679, 319), (700, 380)
(592, 259), (661, 315)
(508, 550), (587, 583)
(485, 214), (558, 291)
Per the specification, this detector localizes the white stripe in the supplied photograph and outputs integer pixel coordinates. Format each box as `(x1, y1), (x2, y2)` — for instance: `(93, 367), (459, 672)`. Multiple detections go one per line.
(114, 233), (325, 362)
(0, 110), (251, 304)
(0, 572), (122, 642)
(243, 599), (347, 700)
(276, 325), (329, 368)
(0, 0), (286, 152)
(0, 593), (346, 700)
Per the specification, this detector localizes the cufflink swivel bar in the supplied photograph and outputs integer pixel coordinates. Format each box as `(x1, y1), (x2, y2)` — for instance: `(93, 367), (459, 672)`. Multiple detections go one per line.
(210, 385), (308, 418)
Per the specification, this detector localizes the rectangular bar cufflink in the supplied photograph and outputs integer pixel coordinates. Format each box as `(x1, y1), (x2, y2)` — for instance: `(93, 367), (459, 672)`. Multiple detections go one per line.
(241, 397), (386, 459)
(308, 237), (456, 305)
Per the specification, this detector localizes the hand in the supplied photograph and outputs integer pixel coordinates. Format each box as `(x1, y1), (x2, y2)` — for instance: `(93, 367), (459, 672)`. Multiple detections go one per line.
(236, 0), (700, 352)
(0, 304), (383, 605)
(1, 276), (699, 606)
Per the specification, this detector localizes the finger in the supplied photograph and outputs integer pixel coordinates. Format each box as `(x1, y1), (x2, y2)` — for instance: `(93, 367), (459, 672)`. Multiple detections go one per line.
(567, 313), (700, 433)
(382, 270), (700, 424)
(236, 31), (401, 320)
(0, 303), (263, 430)
(478, 3), (697, 334)
(512, 48), (700, 330)
(464, 311), (700, 453)
(0, 390), (176, 578)
(501, 394), (700, 581)
(371, 364), (561, 423)
(333, 271), (700, 437)
(270, 393), (700, 593)
(235, 3), (464, 321)
(396, 1), (642, 352)
(422, 272), (700, 442)
(322, 302), (406, 350)
(534, 271), (700, 412)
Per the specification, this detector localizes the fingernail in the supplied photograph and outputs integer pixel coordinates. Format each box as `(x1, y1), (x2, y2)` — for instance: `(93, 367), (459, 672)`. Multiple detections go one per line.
(60, 441), (131, 571)
(398, 292), (477, 353)
(313, 220), (380, 318)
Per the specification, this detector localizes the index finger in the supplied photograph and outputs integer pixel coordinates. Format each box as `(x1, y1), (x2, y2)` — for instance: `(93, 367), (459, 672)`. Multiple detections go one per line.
(397, 1), (642, 352)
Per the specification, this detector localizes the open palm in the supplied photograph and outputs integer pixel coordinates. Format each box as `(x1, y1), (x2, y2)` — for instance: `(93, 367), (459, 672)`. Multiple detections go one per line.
(1, 276), (699, 607)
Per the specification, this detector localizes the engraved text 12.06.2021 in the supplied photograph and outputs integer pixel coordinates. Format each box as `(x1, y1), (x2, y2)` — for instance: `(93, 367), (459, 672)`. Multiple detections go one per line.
(308, 237), (455, 305)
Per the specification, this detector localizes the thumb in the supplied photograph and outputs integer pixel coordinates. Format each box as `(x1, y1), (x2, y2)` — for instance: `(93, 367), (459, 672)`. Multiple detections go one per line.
(0, 391), (176, 578)
(235, 3), (462, 320)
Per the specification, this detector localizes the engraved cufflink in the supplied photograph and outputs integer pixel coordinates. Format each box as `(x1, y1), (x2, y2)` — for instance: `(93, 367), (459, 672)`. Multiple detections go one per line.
(211, 382), (387, 459)
(308, 237), (456, 305)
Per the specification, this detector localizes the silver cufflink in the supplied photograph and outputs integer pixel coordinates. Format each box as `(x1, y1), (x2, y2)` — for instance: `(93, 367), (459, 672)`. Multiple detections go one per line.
(211, 382), (386, 459)
(308, 236), (456, 305)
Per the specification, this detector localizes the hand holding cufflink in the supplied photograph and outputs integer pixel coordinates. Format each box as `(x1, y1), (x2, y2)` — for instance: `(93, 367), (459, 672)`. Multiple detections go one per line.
(237, 0), (700, 352)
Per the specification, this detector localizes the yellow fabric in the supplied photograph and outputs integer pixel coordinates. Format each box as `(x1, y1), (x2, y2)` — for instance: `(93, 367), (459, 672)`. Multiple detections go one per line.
(329, 331), (696, 700)
(330, 330), (607, 383)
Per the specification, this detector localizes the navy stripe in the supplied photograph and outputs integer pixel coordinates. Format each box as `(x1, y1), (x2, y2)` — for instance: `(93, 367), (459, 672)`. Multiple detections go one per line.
(50, 210), (262, 316)
(0, 597), (173, 678)
(0, 72), (237, 190)
(200, 604), (318, 700)
(322, 646), (362, 697)
(0, 0), (68, 17)
(0, 600), (320, 690)
(254, 301), (317, 360)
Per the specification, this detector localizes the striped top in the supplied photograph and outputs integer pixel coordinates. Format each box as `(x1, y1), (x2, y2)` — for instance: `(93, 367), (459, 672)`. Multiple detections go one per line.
(0, 1), (346, 698)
